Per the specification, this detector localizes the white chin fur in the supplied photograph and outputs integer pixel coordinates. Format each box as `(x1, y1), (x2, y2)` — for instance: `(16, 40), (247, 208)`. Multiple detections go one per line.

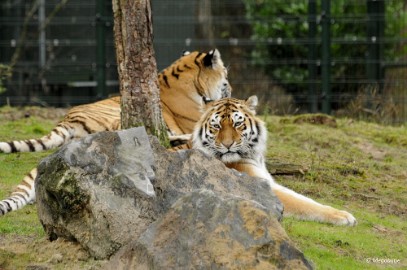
(220, 153), (242, 163)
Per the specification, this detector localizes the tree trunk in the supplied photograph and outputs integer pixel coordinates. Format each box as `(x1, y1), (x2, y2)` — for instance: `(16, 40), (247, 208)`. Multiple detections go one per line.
(112, 0), (169, 146)
(197, 0), (214, 47)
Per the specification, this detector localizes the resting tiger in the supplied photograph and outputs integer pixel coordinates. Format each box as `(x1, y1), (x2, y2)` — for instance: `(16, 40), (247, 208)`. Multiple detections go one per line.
(192, 96), (357, 226)
(0, 49), (231, 216)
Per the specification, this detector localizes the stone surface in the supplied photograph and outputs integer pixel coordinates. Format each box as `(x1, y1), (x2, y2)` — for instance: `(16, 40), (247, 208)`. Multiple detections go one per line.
(149, 137), (283, 221)
(36, 128), (157, 259)
(103, 190), (313, 270)
(36, 127), (311, 268)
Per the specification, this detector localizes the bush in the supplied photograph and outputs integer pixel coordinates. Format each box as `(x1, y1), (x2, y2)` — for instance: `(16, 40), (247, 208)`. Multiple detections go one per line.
(243, 0), (407, 109)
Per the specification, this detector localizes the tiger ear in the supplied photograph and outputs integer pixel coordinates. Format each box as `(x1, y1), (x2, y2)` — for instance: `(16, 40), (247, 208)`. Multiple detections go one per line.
(203, 49), (221, 68)
(201, 96), (215, 112)
(182, 50), (191, 56)
(202, 96), (213, 105)
(245, 95), (258, 114)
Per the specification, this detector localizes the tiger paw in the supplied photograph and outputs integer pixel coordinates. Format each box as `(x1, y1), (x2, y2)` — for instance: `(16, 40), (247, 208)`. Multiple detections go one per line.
(330, 209), (357, 226)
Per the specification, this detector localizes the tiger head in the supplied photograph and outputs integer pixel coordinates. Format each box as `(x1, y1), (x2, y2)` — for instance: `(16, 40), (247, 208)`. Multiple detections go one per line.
(192, 96), (267, 163)
(177, 49), (232, 100)
(159, 49), (232, 101)
(160, 49), (232, 134)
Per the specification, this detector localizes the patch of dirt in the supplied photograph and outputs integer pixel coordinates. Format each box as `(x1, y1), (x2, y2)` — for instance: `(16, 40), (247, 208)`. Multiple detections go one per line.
(372, 224), (405, 238)
(0, 235), (104, 270)
(0, 107), (68, 122)
(294, 114), (337, 127)
(357, 142), (386, 160)
(280, 114), (338, 127)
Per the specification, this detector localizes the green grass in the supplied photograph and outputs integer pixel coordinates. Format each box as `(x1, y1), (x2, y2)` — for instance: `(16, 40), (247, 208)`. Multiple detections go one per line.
(0, 108), (406, 269)
(265, 115), (407, 269)
(283, 211), (406, 269)
(0, 110), (57, 236)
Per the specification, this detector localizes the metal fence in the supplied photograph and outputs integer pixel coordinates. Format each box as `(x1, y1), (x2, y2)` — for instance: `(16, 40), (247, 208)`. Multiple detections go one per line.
(0, 0), (406, 123)
(0, 0), (117, 105)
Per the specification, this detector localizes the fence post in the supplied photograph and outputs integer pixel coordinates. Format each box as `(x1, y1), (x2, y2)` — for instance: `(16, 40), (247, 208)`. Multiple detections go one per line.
(366, 0), (385, 93)
(321, 0), (331, 114)
(38, 0), (46, 69)
(96, 0), (107, 99)
(308, 0), (318, 113)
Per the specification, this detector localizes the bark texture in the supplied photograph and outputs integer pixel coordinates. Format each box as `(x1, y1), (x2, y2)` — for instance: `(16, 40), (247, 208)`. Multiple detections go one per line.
(112, 0), (168, 145)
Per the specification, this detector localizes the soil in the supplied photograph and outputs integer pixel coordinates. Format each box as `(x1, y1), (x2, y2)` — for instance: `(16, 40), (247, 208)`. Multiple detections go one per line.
(0, 106), (68, 122)
(356, 141), (386, 160)
(0, 235), (104, 270)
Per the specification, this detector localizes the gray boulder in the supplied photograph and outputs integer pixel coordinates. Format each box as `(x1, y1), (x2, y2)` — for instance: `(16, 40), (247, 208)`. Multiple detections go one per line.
(36, 128), (157, 259)
(36, 127), (311, 268)
(103, 189), (313, 270)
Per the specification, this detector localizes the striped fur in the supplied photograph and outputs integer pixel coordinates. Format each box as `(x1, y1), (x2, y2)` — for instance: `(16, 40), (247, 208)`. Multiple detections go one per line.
(0, 97), (121, 154)
(0, 168), (37, 215)
(160, 49), (231, 135)
(192, 96), (357, 226)
(0, 49), (232, 216)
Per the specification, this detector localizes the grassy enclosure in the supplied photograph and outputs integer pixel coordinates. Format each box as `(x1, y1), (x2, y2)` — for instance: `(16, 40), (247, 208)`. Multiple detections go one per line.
(0, 106), (406, 269)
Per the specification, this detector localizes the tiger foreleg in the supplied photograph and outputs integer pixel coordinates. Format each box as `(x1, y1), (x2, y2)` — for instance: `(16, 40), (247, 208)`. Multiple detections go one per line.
(168, 134), (193, 152)
(270, 183), (357, 226)
(225, 161), (356, 226)
(168, 134), (192, 142)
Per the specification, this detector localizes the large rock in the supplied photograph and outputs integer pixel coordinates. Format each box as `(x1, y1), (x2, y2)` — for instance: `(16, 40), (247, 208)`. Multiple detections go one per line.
(103, 190), (313, 270)
(36, 127), (311, 268)
(36, 128), (157, 259)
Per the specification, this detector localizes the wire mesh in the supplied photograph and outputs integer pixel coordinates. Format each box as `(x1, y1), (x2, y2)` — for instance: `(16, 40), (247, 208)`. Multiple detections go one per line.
(0, 0), (406, 124)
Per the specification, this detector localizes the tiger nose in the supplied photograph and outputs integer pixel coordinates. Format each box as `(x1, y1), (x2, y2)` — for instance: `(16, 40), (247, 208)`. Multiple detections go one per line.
(222, 139), (234, 149)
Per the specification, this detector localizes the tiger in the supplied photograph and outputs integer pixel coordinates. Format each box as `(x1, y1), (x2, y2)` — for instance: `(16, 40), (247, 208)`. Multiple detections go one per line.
(0, 49), (231, 216)
(192, 96), (357, 226)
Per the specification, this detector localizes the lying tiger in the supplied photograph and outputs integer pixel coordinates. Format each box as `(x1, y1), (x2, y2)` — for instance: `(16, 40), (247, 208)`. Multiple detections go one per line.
(192, 96), (357, 226)
(0, 49), (232, 216)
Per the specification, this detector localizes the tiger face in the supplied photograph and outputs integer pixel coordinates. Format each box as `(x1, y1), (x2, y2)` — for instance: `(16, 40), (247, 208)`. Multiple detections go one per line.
(192, 96), (267, 163)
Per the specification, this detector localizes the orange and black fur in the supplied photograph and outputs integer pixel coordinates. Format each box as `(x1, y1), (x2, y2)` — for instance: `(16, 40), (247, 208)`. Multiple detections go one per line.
(192, 96), (357, 226)
(0, 49), (231, 216)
